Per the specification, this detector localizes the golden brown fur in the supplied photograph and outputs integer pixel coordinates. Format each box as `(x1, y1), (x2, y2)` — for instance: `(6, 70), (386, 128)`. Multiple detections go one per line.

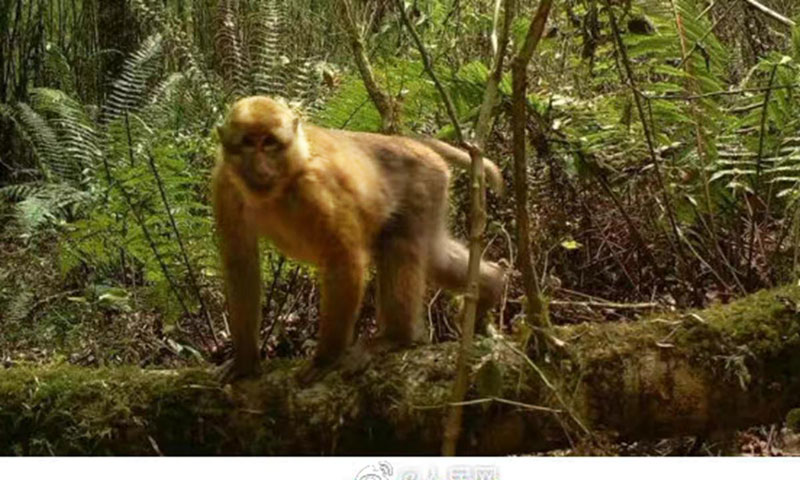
(212, 96), (504, 382)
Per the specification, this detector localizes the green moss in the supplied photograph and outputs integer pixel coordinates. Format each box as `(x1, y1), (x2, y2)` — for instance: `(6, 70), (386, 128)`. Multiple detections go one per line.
(0, 364), (234, 454)
(787, 408), (800, 433)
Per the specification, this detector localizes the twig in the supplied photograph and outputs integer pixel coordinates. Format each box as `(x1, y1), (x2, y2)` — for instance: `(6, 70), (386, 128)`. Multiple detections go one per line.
(746, 64), (778, 286)
(511, 0), (553, 337)
(112, 113), (198, 341)
(497, 223), (515, 328)
(647, 83), (800, 101)
(427, 288), (444, 342)
(549, 300), (657, 309)
(605, 1), (687, 268)
(500, 337), (591, 435)
(342, 0), (399, 133)
(671, 0), (718, 245)
(146, 150), (218, 347)
(394, 0), (465, 141)
(394, 0), (511, 455)
(582, 151), (660, 275)
(676, 0), (737, 70)
(260, 264), (300, 355)
(25, 289), (81, 319)
(742, 0), (796, 27)
(412, 396), (561, 413)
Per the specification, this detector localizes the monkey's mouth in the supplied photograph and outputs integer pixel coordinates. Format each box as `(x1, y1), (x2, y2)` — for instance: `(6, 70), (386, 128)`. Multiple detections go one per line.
(245, 174), (275, 192)
(237, 163), (276, 190)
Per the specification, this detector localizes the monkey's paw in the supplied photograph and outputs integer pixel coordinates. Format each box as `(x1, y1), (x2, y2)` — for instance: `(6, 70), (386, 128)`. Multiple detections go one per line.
(294, 358), (339, 386)
(338, 336), (420, 378)
(215, 358), (262, 384)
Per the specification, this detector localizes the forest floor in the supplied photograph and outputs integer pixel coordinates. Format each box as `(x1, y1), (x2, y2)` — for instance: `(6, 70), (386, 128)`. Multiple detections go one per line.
(2, 234), (799, 456)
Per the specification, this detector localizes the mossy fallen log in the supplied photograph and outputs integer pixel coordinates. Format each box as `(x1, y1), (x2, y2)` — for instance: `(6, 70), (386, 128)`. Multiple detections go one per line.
(1, 286), (799, 455)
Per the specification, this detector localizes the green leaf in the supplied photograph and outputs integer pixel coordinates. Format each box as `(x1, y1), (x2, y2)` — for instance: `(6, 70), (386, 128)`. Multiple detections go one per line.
(475, 359), (504, 399)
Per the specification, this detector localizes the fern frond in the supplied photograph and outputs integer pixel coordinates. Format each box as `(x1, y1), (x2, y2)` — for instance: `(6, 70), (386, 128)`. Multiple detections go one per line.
(248, 0), (289, 97)
(0, 182), (45, 203)
(31, 88), (101, 173)
(215, 0), (248, 96)
(13, 103), (61, 181)
(1, 182), (90, 232)
(102, 34), (164, 124)
(43, 45), (77, 96)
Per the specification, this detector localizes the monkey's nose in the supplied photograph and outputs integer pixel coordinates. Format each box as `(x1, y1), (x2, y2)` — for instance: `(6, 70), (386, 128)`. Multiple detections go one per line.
(254, 160), (275, 178)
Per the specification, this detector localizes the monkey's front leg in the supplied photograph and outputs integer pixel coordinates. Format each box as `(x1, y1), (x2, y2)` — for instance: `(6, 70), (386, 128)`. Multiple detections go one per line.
(217, 236), (263, 383)
(213, 177), (263, 383)
(296, 255), (367, 385)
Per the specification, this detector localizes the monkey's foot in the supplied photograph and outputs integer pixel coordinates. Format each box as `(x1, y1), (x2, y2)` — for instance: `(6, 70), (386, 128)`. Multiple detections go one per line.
(338, 335), (425, 377)
(295, 358), (340, 386)
(360, 334), (428, 353)
(215, 358), (262, 384)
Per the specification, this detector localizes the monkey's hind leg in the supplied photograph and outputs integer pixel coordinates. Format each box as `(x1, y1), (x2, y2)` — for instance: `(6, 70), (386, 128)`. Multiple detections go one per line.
(373, 234), (430, 349)
(334, 233), (429, 379)
(296, 255), (367, 385)
(430, 237), (505, 334)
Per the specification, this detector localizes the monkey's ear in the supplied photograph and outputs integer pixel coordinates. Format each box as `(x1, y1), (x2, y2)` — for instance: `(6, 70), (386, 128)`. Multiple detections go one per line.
(292, 117), (300, 133)
(216, 125), (227, 145)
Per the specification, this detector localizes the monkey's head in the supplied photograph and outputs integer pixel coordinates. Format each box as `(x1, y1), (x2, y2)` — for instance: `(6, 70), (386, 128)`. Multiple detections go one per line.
(217, 96), (309, 191)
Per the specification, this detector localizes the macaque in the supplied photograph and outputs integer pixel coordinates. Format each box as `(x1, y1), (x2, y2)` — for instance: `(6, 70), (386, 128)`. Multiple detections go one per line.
(212, 96), (505, 383)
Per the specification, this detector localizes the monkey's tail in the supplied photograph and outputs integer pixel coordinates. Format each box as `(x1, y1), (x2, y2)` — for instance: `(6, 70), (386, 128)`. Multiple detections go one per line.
(413, 137), (505, 196)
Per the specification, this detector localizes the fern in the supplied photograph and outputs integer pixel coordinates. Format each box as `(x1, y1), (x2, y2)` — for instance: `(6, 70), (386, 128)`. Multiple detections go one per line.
(248, 0), (290, 97)
(101, 34), (164, 124)
(10, 88), (99, 187)
(714, 51), (800, 202)
(0, 183), (43, 203)
(42, 44), (77, 96)
(31, 88), (101, 176)
(316, 74), (381, 130)
(215, 0), (248, 96)
(13, 103), (62, 181)
(1, 181), (90, 234)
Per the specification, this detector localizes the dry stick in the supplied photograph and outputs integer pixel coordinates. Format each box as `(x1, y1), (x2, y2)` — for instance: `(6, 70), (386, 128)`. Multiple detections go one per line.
(549, 300), (657, 309)
(670, 1), (743, 293)
(605, 2), (686, 268)
(342, 0), (399, 133)
(394, 0), (465, 141)
(259, 258), (290, 355)
(394, 0), (510, 456)
(500, 337), (591, 436)
(675, 0), (737, 70)
(112, 113), (201, 342)
(742, 0), (796, 27)
(413, 396), (561, 413)
(746, 64), (779, 287)
(263, 267), (305, 350)
(585, 153), (661, 277)
(512, 0), (553, 336)
(768, 202), (800, 279)
(648, 83), (800, 101)
(671, 0), (716, 235)
(145, 149), (218, 346)
(793, 207), (800, 277)
(697, 0), (718, 19)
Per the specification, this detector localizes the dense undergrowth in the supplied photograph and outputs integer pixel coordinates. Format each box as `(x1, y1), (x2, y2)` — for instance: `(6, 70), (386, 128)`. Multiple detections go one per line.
(2, 0), (800, 454)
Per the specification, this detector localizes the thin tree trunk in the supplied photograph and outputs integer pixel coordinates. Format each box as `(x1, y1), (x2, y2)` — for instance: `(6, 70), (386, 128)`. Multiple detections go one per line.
(342, 0), (399, 134)
(511, 0), (553, 331)
(393, 0), (509, 454)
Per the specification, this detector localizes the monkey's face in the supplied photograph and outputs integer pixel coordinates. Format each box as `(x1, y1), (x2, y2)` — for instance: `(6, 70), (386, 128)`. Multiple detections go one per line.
(218, 96), (302, 191)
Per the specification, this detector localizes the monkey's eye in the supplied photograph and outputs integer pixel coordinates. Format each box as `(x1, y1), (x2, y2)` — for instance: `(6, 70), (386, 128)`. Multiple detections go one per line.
(262, 135), (279, 148)
(241, 135), (258, 148)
